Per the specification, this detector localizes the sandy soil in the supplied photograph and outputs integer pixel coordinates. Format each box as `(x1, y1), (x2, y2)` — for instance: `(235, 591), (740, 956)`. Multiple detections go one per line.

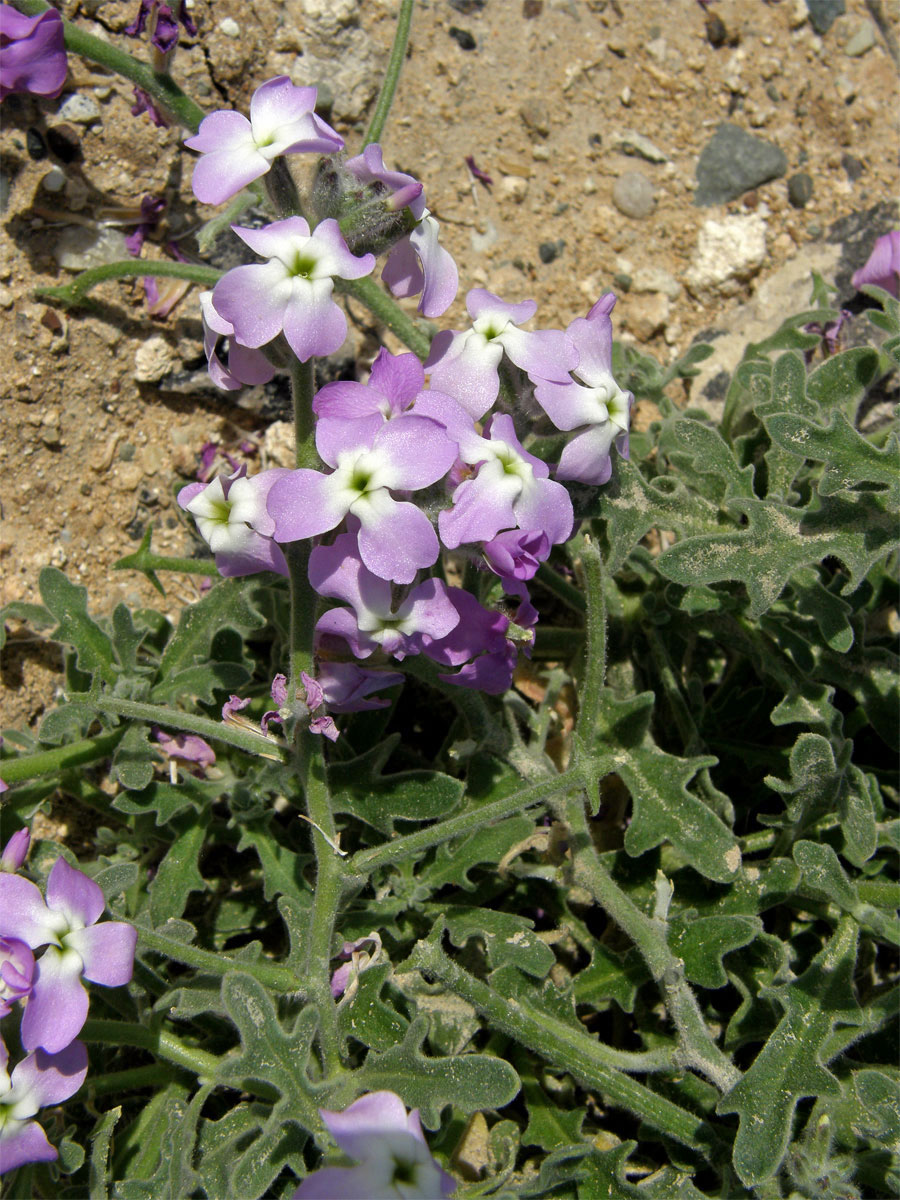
(2, 0), (898, 729)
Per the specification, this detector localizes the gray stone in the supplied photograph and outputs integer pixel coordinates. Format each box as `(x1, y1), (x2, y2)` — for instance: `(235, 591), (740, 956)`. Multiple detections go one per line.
(787, 172), (814, 208)
(612, 171), (656, 219)
(694, 122), (787, 206)
(519, 98), (550, 137)
(844, 20), (875, 56)
(615, 130), (668, 163)
(805, 0), (845, 35)
(56, 93), (101, 125)
(54, 225), (129, 270)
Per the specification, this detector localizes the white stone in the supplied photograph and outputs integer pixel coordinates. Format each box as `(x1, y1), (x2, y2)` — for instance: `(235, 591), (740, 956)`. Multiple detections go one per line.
(299, 0), (358, 38)
(57, 93), (101, 125)
(685, 214), (768, 297)
(41, 166), (66, 193)
(54, 226), (129, 271)
(134, 336), (177, 384)
(499, 175), (528, 204)
(218, 17), (240, 37)
(289, 27), (376, 121)
(632, 267), (682, 299)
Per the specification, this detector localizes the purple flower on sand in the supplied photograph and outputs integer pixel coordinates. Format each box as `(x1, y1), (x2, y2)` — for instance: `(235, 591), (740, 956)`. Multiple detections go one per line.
(0, 1040), (88, 1175)
(851, 230), (900, 299)
(199, 291), (277, 392)
(344, 144), (459, 318)
(0, 859), (137, 1053)
(310, 528), (459, 661)
(0, 5), (67, 102)
(185, 77), (343, 206)
(178, 467), (291, 578)
(425, 288), (577, 419)
(534, 293), (632, 486)
(268, 415), (456, 585)
(212, 218), (374, 363)
(293, 1091), (456, 1199)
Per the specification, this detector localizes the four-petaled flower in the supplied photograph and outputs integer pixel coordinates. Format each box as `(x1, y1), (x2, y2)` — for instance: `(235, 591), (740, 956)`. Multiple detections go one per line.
(0, 859), (137, 1053)
(0, 1040), (88, 1176)
(185, 77), (343, 205)
(178, 467), (291, 577)
(293, 1091), (456, 1199)
(212, 217), (375, 363)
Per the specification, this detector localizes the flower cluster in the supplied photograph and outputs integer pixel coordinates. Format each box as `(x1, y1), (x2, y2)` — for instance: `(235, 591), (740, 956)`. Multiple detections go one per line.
(179, 77), (632, 731)
(0, 832), (137, 1175)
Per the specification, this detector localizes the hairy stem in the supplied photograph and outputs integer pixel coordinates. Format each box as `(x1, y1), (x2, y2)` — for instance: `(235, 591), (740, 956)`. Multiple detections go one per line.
(137, 925), (300, 992)
(36, 260), (222, 309)
(93, 696), (289, 763)
(337, 275), (432, 360)
(409, 927), (717, 1155)
(363, 0), (415, 147)
(0, 730), (123, 785)
(11, 0), (206, 131)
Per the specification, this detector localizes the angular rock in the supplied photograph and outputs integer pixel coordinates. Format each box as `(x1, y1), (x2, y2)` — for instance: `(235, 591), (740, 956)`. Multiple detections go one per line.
(615, 130), (668, 163)
(685, 213), (768, 296)
(57, 93), (101, 126)
(694, 122), (787, 206)
(805, 0), (845, 35)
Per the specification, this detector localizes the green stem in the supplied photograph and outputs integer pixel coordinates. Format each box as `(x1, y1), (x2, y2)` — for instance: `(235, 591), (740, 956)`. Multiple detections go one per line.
(137, 924), (300, 991)
(564, 795), (741, 1094)
(93, 696), (289, 763)
(88, 1064), (178, 1097)
(347, 769), (584, 877)
(337, 275), (432, 361)
(0, 730), (123, 785)
(81, 1019), (221, 1081)
(363, 0), (415, 147)
(573, 534), (606, 748)
(36, 261), (223, 309)
(291, 358), (320, 470)
(408, 927), (717, 1155)
(535, 562), (586, 613)
(12, 0), (206, 131)
(116, 551), (215, 578)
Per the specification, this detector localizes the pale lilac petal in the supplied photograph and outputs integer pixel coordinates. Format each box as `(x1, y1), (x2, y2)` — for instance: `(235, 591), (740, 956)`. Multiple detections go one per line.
(282, 278), (346, 362)
(322, 1091), (414, 1157)
(483, 529), (550, 582)
(310, 219), (376, 281)
(268, 470), (350, 542)
(399, 579), (461, 642)
(316, 607), (378, 658)
(293, 1166), (375, 1199)
(368, 347), (424, 407)
(425, 330), (504, 419)
(20, 947), (88, 1053)
(0, 6), (67, 102)
(852, 230), (900, 298)
(317, 663), (402, 712)
(513, 477), (574, 545)
(66, 922), (136, 987)
(46, 858), (104, 929)
(533, 378), (598, 431)
(11, 1042), (88, 1108)
(309, 531), (392, 613)
(185, 114), (266, 204)
(556, 424), (617, 485)
(1, 829), (30, 872)
(271, 674), (288, 705)
(500, 325), (578, 384)
(310, 716), (340, 741)
(371, 416), (456, 491)
(315, 415), (384, 465)
(411, 391), (483, 461)
(0, 876), (52, 948)
(381, 234), (424, 301)
(233, 216), (310, 259)
(569, 310), (614, 382)
(0, 1120), (58, 1174)
(441, 647), (516, 694)
(212, 263), (292, 348)
(228, 343), (276, 386)
(355, 493), (440, 584)
(314, 380), (384, 422)
(408, 217), (459, 317)
(467, 288), (536, 327)
(439, 461), (521, 549)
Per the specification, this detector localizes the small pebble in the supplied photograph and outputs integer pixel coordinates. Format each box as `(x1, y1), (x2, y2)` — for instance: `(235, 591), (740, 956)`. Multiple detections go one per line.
(834, 74), (856, 104)
(612, 272), (632, 292)
(449, 0), (485, 11)
(841, 153), (864, 181)
(844, 20), (875, 56)
(218, 17), (240, 37)
(448, 26), (476, 50)
(93, 85), (113, 99)
(612, 171), (656, 220)
(538, 240), (564, 264)
(26, 129), (47, 161)
(41, 166), (66, 193)
(607, 39), (626, 57)
(765, 83), (780, 102)
(705, 14), (728, 47)
(519, 97), (550, 136)
(523, 0), (542, 16)
(787, 172), (814, 208)
(805, 0), (845, 36)
(57, 93), (101, 125)
(615, 130), (667, 163)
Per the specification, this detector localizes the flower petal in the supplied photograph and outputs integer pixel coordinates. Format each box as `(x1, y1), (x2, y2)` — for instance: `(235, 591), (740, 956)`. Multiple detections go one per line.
(268, 470), (350, 543)
(0, 1119), (58, 1174)
(10, 1042), (88, 1109)
(66, 922), (136, 988)
(46, 858), (104, 928)
(20, 947), (88, 1053)
(355, 493), (440, 584)
(0, 875), (54, 948)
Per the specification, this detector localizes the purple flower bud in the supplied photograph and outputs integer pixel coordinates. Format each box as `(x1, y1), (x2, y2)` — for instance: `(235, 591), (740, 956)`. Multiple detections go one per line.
(851, 230), (900, 299)
(130, 86), (170, 128)
(0, 829), (30, 872)
(0, 937), (34, 1015)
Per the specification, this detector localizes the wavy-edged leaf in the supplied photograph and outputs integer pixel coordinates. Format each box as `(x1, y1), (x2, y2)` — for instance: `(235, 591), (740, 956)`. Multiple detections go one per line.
(111, 774), (209, 825)
(111, 723), (159, 792)
(339, 962), (409, 1052)
(149, 811), (209, 926)
(157, 578), (264, 680)
(805, 346), (879, 419)
(420, 813), (535, 891)
(718, 919), (865, 1186)
(443, 908), (555, 978)
(765, 410), (900, 503)
(333, 769), (465, 836)
(571, 943), (647, 1014)
(658, 415), (755, 503)
(668, 914), (762, 989)
(38, 566), (116, 683)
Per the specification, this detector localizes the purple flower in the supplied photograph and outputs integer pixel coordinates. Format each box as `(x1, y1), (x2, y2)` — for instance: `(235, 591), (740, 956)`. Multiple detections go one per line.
(330, 932), (382, 999)
(415, 394), (572, 551)
(0, 1040), (88, 1176)
(130, 85), (169, 127)
(421, 588), (525, 695)
(0, 937), (33, 1016)
(313, 347), (425, 427)
(185, 78), (343, 206)
(199, 291), (277, 392)
(124, 194), (166, 257)
(851, 230), (900, 299)
(293, 1091), (456, 1199)
(178, 467), (291, 577)
(211, 218), (374, 363)
(344, 144), (458, 318)
(316, 662), (403, 713)
(425, 288), (578, 419)
(533, 293), (632, 486)
(0, 5), (67, 102)
(268, 415), (457, 585)
(310, 528), (459, 661)
(0, 859), (137, 1054)
(1, 829), (29, 873)
(482, 528), (550, 587)
(154, 729), (215, 772)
